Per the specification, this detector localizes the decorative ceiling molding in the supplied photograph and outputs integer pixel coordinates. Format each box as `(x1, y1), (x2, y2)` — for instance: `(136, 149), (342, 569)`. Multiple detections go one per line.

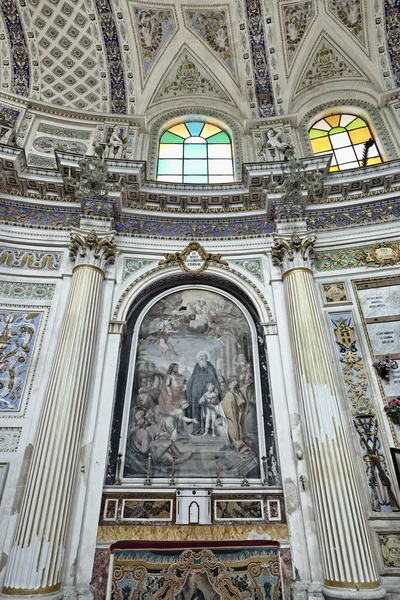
(1, 0), (30, 96)
(183, 7), (236, 79)
(0, 9), (12, 94)
(150, 46), (232, 105)
(279, 0), (316, 72)
(383, 0), (400, 88)
(130, 4), (177, 88)
(326, 0), (368, 51)
(294, 32), (368, 97)
(245, 0), (275, 116)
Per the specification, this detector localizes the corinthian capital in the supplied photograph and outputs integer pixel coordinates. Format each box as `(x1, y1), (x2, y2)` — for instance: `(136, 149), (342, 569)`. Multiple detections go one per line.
(69, 229), (116, 271)
(271, 231), (316, 275)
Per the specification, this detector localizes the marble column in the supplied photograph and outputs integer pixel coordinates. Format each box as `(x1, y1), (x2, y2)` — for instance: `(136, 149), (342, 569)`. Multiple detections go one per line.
(272, 232), (384, 600)
(1, 230), (116, 598)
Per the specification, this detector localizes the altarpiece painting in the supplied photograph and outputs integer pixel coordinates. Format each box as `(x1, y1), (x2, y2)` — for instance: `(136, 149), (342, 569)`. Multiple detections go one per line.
(122, 288), (262, 481)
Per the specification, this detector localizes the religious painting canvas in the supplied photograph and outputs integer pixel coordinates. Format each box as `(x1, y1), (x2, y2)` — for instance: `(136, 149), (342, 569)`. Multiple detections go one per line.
(123, 289), (261, 480)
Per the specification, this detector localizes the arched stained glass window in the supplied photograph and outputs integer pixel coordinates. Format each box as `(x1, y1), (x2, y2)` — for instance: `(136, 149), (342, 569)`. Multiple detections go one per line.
(309, 114), (383, 172)
(157, 121), (234, 184)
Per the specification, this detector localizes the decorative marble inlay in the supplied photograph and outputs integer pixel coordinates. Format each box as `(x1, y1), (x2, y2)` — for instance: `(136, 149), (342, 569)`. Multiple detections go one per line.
(281, 1), (314, 67)
(328, 0), (366, 47)
(28, 0), (101, 110)
(132, 7), (176, 76)
(122, 259), (155, 282)
(0, 427), (21, 451)
(295, 34), (364, 94)
(152, 50), (230, 103)
(0, 311), (42, 411)
(0, 281), (55, 300)
(245, 0), (275, 116)
(37, 123), (92, 140)
(330, 313), (399, 512)
(384, 0), (400, 86)
(0, 247), (62, 271)
(379, 534), (400, 568)
(95, 0), (127, 113)
(185, 9), (233, 72)
(230, 259), (264, 283)
(0, 0), (30, 96)
(27, 154), (57, 169)
(33, 137), (87, 155)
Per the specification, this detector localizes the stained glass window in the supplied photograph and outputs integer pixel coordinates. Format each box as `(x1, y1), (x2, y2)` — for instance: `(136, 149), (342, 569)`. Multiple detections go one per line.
(309, 114), (383, 172)
(157, 121), (234, 184)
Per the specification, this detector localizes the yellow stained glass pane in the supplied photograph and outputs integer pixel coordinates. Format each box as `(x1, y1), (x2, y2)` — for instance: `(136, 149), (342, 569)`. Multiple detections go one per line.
(349, 127), (370, 145)
(201, 123), (222, 138)
(325, 115), (340, 127)
(159, 144), (183, 159)
(366, 156), (382, 166)
(329, 165), (339, 172)
(311, 136), (332, 153)
(169, 124), (190, 138)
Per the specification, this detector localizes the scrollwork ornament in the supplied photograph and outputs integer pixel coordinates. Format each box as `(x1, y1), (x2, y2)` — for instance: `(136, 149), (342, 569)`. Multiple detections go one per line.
(69, 230), (116, 271)
(159, 241), (228, 274)
(271, 232), (316, 275)
(366, 242), (400, 267)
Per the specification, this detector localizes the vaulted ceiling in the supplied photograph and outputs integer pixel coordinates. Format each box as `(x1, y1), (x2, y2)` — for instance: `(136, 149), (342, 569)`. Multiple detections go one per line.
(0, 0), (398, 118)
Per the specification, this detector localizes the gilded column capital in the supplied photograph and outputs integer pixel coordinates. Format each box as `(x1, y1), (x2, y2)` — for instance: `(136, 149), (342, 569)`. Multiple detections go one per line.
(271, 232), (316, 276)
(69, 229), (116, 271)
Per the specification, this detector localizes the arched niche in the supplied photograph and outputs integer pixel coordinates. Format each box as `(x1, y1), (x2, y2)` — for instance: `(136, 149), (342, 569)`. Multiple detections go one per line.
(107, 274), (277, 487)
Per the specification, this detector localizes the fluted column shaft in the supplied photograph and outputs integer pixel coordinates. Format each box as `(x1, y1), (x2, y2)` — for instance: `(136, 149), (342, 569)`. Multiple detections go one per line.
(272, 233), (380, 594)
(2, 230), (116, 597)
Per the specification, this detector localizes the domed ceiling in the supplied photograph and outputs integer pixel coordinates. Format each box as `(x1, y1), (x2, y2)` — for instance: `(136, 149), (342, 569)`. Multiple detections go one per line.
(0, 0), (398, 117)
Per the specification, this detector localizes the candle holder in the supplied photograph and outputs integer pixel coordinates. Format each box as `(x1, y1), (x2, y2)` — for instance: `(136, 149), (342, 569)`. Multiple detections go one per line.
(144, 454), (152, 486)
(115, 453), (123, 485)
(215, 455), (222, 487)
(261, 456), (269, 486)
(241, 457), (249, 487)
(169, 457), (176, 486)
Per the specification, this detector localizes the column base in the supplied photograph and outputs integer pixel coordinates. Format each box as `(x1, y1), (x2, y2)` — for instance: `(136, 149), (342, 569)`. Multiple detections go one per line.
(292, 581), (324, 600)
(322, 585), (386, 600)
(0, 593), (62, 600)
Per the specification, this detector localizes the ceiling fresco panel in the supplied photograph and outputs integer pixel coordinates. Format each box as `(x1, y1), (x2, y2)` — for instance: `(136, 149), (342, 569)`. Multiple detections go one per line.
(326, 0), (368, 51)
(279, 0), (316, 73)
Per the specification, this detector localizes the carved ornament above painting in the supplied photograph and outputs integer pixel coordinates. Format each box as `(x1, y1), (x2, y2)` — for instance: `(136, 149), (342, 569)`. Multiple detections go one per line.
(159, 242), (228, 274)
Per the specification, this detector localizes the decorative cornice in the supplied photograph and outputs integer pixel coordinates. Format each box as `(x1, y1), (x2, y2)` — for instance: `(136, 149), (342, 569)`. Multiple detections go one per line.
(69, 229), (116, 271)
(271, 232), (316, 275)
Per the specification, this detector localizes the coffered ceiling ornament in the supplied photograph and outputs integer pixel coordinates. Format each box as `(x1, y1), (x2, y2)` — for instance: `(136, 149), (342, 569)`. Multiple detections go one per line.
(150, 47), (232, 105)
(294, 33), (367, 96)
(326, 0), (367, 51)
(183, 7), (236, 78)
(279, 0), (316, 72)
(130, 4), (177, 87)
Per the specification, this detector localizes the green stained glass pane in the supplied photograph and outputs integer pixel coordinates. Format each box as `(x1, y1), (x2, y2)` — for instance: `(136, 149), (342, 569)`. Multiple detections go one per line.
(158, 159), (182, 175)
(160, 131), (185, 143)
(207, 131), (231, 144)
(186, 122), (204, 136)
(309, 128), (329, 139)
(346, 117), (367, 131)
(329, 126), (346, 134)
(184, 144), (207, 159)
(184, 159), (207, 175)
(184, 175), (208, 183)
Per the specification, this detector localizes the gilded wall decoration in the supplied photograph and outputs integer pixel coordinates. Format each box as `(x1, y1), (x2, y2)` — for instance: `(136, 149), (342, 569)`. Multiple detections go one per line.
(184, 10), (233, 72)
(110, 542), (281, 600)
(123, 289), (262, 481)
(331, 313), (399, 512)
(379, 534), (400, 568)
(280, 1), (314, 68)
(0, 247), (62, 271)
(307, 199), (400, 231)
(384, 0), (400, 87)
(0, 311), (42, 411)
(323, 283), (347, 303)
(132, 7), (176, 77)
(315, 243), (400, 271)
(230, 259), (264, 283)
(153, 50), (230, 102)
(295, 34), (364, 95)
(159, 242), (228, 274)
(327, 0), (366, 47)
(122, 259), (155, 282)
(0, 281), (55, 300)
(0, 203), (80, 229)
(0, 427), (21, 451)
(0, 0), (30, 96)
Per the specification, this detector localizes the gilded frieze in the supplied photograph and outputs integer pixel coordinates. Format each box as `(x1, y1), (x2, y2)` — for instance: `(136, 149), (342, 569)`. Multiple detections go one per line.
(0, 247), (62, 271)
(315, 242), (400, 271)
